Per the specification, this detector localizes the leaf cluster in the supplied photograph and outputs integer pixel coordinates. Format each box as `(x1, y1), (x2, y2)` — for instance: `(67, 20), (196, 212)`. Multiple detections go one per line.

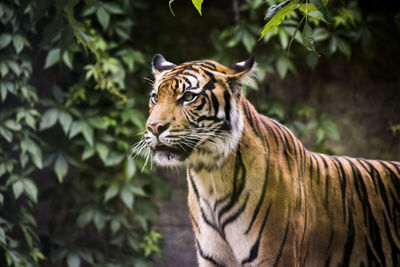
(0, 0), (166, 266)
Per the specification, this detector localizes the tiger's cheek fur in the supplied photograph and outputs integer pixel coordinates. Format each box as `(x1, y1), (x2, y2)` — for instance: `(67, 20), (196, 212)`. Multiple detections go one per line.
(186, 89), (244, 169)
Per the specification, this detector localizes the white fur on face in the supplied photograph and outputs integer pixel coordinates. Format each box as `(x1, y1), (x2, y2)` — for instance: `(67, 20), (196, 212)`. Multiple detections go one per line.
(186, 97), (244, 168)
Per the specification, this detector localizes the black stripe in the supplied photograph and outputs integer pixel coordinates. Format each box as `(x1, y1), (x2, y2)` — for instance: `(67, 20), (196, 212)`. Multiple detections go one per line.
(309, 153), (314, 188)
(342, 209), (355, 266)
(331, 157), (348, 223)
(260, 116), (280, 147)
(190, 211), (200, 234)
(197, 240), (226, 267)
(244, 113), (271, 235)
(242, 101), (260, 137)
(217, 150), (246, 223)
(223, 91), (231, 123)
(365, 160), (393, 220)
(323, 226), (334, 266)
(379, 161), (400, 198)
(203, 78), (216, 91)
(357, 159), (379, 194)
(221, 193), (250, 234)
(197, 115), (221, 123)
(210, 91), (219, 115)
(189, 170), (200, 200)
(242, 202), (273, 264)
(245, 156), (269, 234)
(195, 97), (206, 110)
(383, 211), (400, 266)
(201, 61), (217, 70)
(273, 217), (291, 267)
(320, 156), (330, 208)
(270, 122), (292, 173)
(213, 193), (230, 212)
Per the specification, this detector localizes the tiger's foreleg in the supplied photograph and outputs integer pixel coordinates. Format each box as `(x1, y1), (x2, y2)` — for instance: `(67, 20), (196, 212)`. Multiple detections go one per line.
(189, 195), (240, 266)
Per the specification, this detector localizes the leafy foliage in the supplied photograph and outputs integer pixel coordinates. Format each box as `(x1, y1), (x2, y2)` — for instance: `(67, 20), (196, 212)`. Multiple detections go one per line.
(0, 0), (164, 266)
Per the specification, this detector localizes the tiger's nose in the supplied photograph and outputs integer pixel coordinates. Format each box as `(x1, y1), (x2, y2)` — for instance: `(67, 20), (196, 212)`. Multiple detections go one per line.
(146, 121), (170, 137)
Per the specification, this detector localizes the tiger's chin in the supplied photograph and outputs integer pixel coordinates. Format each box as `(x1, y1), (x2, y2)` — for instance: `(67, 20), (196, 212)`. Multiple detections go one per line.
(152, 145), (190, 167)
(153, 150), (186, 167)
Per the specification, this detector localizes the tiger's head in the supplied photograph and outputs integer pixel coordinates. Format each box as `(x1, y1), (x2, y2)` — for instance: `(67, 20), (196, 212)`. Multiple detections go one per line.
(144, 54), (255, 168)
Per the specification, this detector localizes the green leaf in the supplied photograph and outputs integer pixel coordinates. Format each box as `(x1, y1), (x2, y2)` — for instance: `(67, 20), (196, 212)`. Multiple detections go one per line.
(261, 0), (300, 38)
(328, 35), (337, 55)
(0, 62), (8, 78)
(310, 0), (332, 23)
(192, 0), (203, 15)
(104, 183), (119, 202)
(105, 152), (124, 166)
(0, 126), (13, 142)
(1, 82), (7, 101)
(120, 188), (134, 209)
(22, 179), (38, 203)
(0, 226), (5, 244)
(96, 6), (110, 30)
(82, 146), (95, 160)
(81, 5), (96, 16)
(265, 0), (291, 20)
(44, 48), (60, 69)
(24, 138), (42, 169)
(93, 211), (105, 230)
(58, 110), (72, 134)
(77, 209), (94, 228)
(54, 153), (68, 182)
(129, 185), (146, 196)
(40, 108), (58, 130)
(0, 163), (5, 177)
(242, 31), (256, 52)
(125, 158), (136, 179)
(81, 122), (94, 146)
(12, 35), (26, 54)
(70, 121), (93, 146)
(12, 181), (24, 199)
(276, 57), (288, 79)
(301, 21), (316, 52)
(67, 253), (81, 267)
(299, 3), (318, 13)
(102, 3), (123, 14)
(111, 220), (121, 234)
(313, 27), (330, 42)
(169, 0), (175, 16)
(7, 61), (21, 76)
(4, 120), (21, 131)
(95, 143), (109, 162)
(77, 250), (93, 265)
(278, 29), (289, 49)
(88, 116), (106, 129)
(337, 36), (351, 59)
(315, 127), (325, 144)
(62, 51), (74, 70)
(0, 34), (12, 49)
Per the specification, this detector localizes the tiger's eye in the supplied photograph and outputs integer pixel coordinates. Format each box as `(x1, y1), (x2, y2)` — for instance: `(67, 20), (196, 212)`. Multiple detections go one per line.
(151, 94), (158, 104)
(182, 92), (198, 103)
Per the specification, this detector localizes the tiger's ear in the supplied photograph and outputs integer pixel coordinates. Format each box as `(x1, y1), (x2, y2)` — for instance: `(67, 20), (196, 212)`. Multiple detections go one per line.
(228, 56), (256, 94)
(230, 56), (255, 77)
(152, 54), (176, 76)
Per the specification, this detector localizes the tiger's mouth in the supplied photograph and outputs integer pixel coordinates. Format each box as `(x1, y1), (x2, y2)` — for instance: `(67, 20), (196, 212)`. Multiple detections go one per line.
(152, 144), (192, 166)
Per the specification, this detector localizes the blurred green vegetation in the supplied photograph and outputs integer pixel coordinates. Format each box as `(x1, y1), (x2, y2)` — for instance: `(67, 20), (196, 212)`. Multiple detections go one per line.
(0, 0), (399, 266)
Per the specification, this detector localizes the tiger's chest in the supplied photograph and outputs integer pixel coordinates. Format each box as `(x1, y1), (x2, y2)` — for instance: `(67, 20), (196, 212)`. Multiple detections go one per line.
(187, 167), (264, 264)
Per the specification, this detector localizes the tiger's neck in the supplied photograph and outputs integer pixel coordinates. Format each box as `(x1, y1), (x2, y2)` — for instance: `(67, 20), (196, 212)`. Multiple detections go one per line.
(187, 98), (308, 201)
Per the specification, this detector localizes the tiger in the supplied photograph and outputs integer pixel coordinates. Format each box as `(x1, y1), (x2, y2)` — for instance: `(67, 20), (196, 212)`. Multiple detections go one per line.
(142, 54), (400, 266)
